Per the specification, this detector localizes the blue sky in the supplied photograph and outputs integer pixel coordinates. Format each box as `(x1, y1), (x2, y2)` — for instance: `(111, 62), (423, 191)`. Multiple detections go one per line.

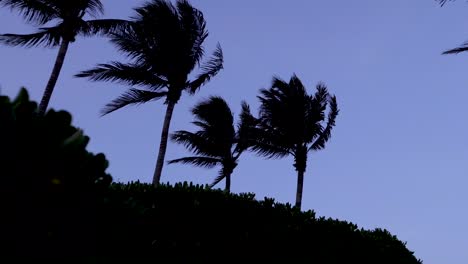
(1, 0), (467, 263)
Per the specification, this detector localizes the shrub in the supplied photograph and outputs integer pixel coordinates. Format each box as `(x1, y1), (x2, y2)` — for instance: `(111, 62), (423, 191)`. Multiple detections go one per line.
(97, 182), (423, 264)
(0, 88), (112, 260)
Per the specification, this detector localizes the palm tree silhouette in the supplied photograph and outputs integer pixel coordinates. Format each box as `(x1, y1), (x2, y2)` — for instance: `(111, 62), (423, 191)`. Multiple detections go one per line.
(0, 0), (128, 115)
(253, 75), (339, 210)
(76, 0), (223, 187)
(168, 96), (256, 192)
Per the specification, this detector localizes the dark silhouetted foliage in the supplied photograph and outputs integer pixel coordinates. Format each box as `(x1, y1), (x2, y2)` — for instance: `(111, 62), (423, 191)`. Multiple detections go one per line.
(0, 88), (112, 261)
(92, 181), (422, 264)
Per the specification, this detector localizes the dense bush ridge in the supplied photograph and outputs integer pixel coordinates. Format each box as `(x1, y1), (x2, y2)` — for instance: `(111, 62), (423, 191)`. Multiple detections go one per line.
(96, 182), (422, 263)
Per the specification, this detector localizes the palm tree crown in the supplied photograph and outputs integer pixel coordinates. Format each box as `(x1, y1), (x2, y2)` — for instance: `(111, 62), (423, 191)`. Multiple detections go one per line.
(0, 0), (126, 45)
(76, 0), (224, 186)
(253, 75), (339, 210)
(168, 97), (255, 192)
(0, 0), (128, 115)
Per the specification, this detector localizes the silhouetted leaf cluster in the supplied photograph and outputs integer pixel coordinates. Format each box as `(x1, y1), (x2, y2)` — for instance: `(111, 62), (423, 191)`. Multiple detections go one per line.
(0, 88), (112, 260)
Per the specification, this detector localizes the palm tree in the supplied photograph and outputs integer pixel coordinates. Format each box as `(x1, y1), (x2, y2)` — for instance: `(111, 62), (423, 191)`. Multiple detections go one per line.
(252, 75), (339, 210)
(168, 97), (255, 192)
(0, 0), (128, 116)
(75, 0), (223, 187)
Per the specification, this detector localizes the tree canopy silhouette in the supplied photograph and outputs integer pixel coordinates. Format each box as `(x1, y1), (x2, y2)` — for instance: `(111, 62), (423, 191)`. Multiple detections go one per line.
(0, 0), (128, 115)
(252, 75), (339, 210)
(169, 96), (256, 192)
(76, 0), (223, 187)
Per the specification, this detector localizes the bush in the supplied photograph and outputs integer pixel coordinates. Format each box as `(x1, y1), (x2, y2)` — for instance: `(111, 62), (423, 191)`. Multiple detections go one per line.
(96, 182), (423, 264)
(0, 88), (112, 261)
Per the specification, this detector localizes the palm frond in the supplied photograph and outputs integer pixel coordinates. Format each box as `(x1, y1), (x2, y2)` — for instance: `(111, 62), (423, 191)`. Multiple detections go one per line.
(258, 75), (312, 144)
(312, 83), (328, 107)
(108, 25), (147, 61)
(101, 88), (166, 115)
(308, 82), (328, 123)
(79, 19), (130, 37)
(52, 0), (104, 18)
(288, 74), (307, 95)
(191, 96), (232, 125)
(438, 0), (454, 6)
(309, 95), (339, 151)
(271, 76), (290, 93)
(259, 79), (294, 127)
(442, 41), (468, 54)
(75, 62), (168, 89)
(1, 0), (59, 25)
(83, 0), (104, 18)
(177, 0), (208, 66)
(191, 121), (210, 131)
(190, 97), (236, 155)
(134, 0), (177, 21)
(250, 129), (294, 159)
(234, 101), (257, 155)
(130, 0), (179, 66)
(171, 130), (219, 157)
(209, 168), (226, 189)
(108, 23), (163, 68)
(239, 101), (253, 122)
(0, 26), (61, 47)
(167, 156), (221, 168)
(188, 43), (223, 93)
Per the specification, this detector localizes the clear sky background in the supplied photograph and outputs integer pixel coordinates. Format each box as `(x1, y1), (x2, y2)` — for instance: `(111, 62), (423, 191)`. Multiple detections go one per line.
(1, 0), (467, 263)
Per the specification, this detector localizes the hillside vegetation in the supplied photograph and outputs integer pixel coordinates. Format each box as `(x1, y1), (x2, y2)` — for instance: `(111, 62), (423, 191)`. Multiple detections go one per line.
(2, 89), (422, 263)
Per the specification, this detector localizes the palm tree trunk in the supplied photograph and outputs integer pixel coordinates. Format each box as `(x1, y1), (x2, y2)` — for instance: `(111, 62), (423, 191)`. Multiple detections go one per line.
(152, 101), (176, 187)
(295, 169), (305, 210)
(225, 173), (231, 193)
(37, 39), (70, 116)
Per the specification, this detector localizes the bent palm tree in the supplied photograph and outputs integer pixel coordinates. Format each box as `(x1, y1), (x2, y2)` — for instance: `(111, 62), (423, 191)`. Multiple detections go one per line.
(253, 75), (339, 210)
(76, 0), (223, 187)
(168, 97), (255, 192)
(0, 0), (128, 115)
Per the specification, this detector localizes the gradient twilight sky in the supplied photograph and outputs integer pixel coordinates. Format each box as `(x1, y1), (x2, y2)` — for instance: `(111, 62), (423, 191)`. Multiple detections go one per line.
(1, 0), (468, 263)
